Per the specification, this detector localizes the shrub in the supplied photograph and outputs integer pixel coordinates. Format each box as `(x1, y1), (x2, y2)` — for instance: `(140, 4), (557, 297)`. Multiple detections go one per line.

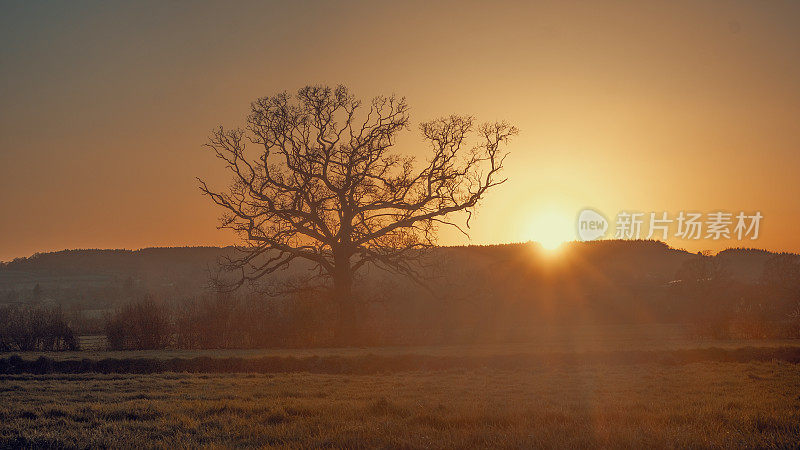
(0, 304), (78, 351)
(105, 296), (172, 350)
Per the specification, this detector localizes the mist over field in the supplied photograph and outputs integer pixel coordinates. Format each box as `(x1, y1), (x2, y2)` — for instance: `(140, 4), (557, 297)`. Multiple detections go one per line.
(2, 240), (800, 446)
(2, 240), (799, 351)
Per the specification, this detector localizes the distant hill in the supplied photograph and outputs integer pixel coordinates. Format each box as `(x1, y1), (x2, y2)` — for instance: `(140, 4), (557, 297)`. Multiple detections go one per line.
(0, 241), (795, 334)
(0, 247), (234, 308)
(0, 246), (231, 280)
(0, 240), (694, 293)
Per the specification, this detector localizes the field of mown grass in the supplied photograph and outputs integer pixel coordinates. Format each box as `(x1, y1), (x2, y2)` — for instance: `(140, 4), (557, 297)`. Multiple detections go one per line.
(3, 325), (800, 448)
(2, 361), (799, 448)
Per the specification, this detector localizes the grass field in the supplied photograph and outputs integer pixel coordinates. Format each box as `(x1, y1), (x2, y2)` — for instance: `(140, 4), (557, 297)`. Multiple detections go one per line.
(2, 362), (799, 448)
(3, 325), (800, 448)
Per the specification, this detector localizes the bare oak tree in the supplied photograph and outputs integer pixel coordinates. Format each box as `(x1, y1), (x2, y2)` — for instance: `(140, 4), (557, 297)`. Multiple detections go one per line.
(199, 85), (517, 342)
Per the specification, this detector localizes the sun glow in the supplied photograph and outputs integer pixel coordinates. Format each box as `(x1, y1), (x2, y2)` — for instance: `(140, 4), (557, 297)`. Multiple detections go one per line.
(528, 209), (575, 251)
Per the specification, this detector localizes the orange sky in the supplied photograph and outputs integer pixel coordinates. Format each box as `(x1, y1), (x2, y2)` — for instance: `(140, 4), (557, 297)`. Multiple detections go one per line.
(1, 1), (799, 262)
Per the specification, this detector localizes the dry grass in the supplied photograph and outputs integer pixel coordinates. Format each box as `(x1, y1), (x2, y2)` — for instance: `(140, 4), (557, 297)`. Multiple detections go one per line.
(2, 362), (799, 448)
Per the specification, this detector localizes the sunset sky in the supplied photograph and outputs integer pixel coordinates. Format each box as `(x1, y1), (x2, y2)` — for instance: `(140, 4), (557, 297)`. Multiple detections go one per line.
(2, 0), (799, 262)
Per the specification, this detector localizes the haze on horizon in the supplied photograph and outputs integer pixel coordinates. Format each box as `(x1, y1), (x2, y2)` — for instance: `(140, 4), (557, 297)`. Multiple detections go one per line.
(2, 0), (799, 262)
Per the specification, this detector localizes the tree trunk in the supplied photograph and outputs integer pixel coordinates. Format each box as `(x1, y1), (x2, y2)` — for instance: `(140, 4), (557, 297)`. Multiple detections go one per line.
(332, 252), (357, 345)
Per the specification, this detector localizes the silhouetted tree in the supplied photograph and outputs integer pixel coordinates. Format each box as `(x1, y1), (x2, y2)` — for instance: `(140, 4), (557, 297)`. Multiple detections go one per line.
(199, 84), (517, 343)
(675, 250), (728, 285)
(105, 296), (171, 350)
(0, 304), (77, 351)
(761, 254), (800, 335)
(674, 251), (734, 337)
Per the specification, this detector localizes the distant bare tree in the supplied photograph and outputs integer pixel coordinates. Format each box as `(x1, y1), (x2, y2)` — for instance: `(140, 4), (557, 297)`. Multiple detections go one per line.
(0, 304), (77, 351)
(199, 84), (517, 342)
(105, 296), (171, 350)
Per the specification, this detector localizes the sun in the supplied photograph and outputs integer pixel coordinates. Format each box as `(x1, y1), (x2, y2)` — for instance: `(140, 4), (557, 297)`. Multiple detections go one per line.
(528, 209), (575, 250)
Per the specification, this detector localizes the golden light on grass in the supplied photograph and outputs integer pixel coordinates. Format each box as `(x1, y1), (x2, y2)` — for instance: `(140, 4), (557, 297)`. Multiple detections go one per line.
(528, 209), (574, 251)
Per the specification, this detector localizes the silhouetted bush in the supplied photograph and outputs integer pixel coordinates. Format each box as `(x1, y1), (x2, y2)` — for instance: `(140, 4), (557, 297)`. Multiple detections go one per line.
(173, 289), (337, 349)
(0, 304), (78, 351)
(105, 296), (171, 350)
